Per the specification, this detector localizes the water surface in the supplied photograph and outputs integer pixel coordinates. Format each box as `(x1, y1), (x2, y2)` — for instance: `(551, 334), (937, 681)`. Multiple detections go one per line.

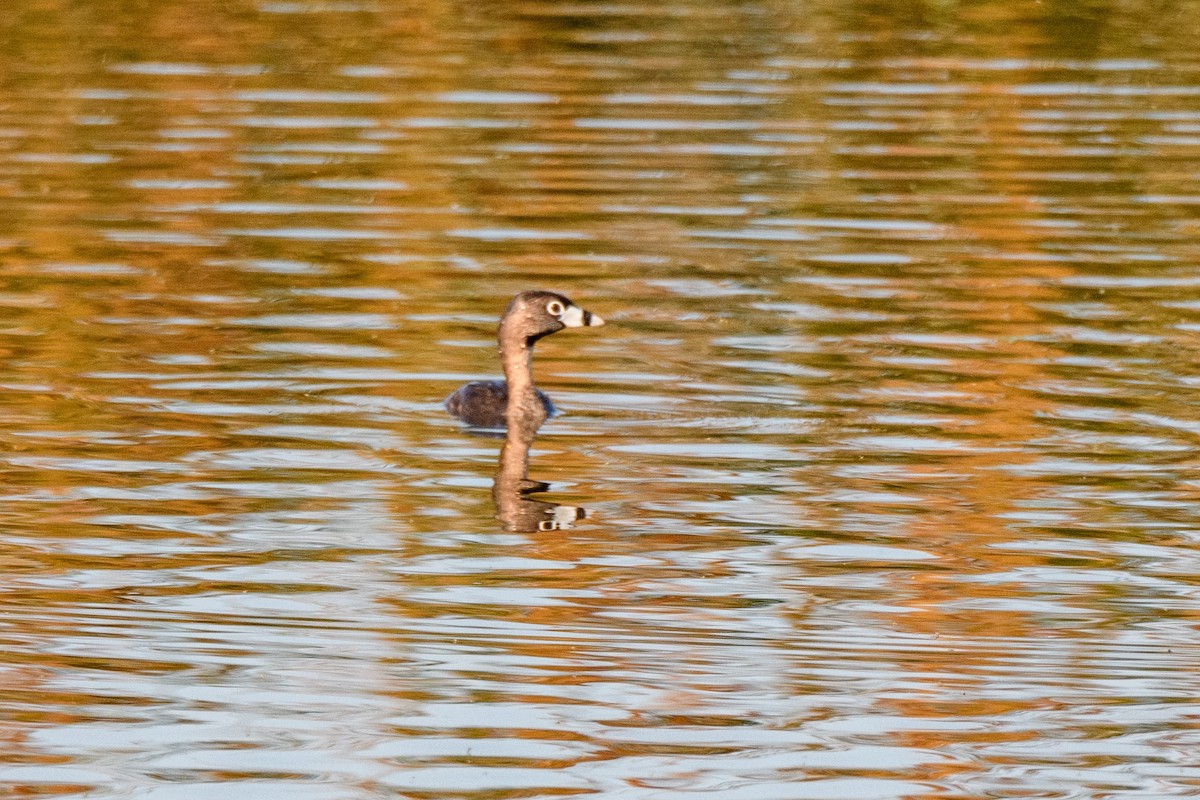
(3, 1), (1200, 798)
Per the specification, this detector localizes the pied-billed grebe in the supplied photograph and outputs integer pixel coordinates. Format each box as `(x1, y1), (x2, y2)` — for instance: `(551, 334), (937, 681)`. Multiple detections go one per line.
(445, 290), (605, 430)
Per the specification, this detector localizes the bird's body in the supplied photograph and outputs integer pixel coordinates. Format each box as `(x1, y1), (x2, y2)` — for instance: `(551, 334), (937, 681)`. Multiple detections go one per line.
(444, 380), (555, 430)
(444, 291), (604, 430)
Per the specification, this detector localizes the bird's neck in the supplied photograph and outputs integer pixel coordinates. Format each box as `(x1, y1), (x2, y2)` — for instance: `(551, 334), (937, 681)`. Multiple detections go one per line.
(500, 334), (536, 396)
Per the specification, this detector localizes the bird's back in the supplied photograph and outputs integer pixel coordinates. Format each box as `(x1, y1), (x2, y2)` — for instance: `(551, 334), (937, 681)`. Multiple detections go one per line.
(445, 380), (555, 430)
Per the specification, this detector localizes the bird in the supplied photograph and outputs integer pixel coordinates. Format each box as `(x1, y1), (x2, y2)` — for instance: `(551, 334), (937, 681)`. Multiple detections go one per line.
(445, 291), (605, 430)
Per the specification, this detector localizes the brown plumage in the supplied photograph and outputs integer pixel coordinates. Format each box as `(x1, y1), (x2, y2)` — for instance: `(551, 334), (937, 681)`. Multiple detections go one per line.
(445, 291), (605, 430)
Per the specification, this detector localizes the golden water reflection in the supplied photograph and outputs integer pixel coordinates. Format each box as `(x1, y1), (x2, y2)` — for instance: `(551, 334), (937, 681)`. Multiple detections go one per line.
(3, 0), (1200, 798)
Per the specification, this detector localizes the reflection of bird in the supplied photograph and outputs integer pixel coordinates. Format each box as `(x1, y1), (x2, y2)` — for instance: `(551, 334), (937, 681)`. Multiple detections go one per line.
(445, 291), (605, 430)
(492, 418), (587, 532)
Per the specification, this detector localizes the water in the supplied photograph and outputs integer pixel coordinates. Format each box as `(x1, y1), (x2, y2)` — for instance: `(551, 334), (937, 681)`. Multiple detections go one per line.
(4, 0), (1200, 797)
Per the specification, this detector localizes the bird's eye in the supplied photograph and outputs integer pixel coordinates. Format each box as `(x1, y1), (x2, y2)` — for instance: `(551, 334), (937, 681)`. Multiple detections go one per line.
(546, 300), (565, 316)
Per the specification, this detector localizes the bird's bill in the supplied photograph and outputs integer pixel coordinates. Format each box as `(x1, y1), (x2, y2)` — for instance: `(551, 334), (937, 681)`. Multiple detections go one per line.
(561, 305), (604, 328)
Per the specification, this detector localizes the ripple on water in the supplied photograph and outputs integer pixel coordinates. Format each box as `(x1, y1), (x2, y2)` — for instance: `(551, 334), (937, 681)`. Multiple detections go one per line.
(5, 4), (1200, 799)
